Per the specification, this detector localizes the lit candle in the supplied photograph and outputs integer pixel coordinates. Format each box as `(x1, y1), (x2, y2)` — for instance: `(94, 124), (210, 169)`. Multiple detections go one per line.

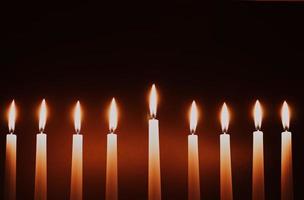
(220, 103), (233, 200)
(70, 101), (83, 200)
(252, 100), (265, 200)
(35, 99), (47, 200)
(188, 101), (200, 200)
(106, 98), (118, 200)
(281, 101), (293, 200)
(148, 84), (161, 200)
(5, 100), (17, 200)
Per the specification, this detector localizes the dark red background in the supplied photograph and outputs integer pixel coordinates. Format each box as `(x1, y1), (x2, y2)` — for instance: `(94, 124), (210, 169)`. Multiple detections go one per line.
(0, 2), (304, 200)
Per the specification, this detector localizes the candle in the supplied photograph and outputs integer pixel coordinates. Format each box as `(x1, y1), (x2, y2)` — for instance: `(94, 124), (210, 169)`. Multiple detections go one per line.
(5, 100), (17, 200)
(106, 98), (118, 200)
(70, 101), (83, 200)
(281, 101), (293, 200)
(252, 100), (265, 200)
(35, 99), (47, 200)
(220, 103), (233, 200)
(188, 101), (200, 200)
(148, 84), (161, 200)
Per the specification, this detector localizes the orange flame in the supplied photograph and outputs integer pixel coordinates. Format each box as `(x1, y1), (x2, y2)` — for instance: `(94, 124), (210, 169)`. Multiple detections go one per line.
(189, 101), (198, 133)
(253, 100), (263, 130)
(281, 101), (290, 131)
(149, 84), (157, 118)
(74, 101), (82, 133)
(39, 99), (47, 132)
(220, 103), (230, 133)
(109, 98), (118, 132)
(8, 100), (16, 133)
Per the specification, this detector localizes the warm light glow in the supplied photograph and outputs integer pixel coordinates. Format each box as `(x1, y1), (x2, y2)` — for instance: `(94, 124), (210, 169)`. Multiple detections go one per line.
(8, 100), (16, 133)
(281, 101), (290, 131)
(254, 100), (263, 130)
(109, 98), (118, 132)
(149, 84), (157, 118)
(39, 99), (47, 132)
(221, 103), (230, 133)
(189, 101), (198, 133)
(74, 101), (82, 133)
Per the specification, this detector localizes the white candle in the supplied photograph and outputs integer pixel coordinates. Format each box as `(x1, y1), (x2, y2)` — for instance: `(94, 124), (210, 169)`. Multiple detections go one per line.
(106, 98), (118, 200)
(220, 103), (233, 200)
(252, 100), (265, 200)
(5, 100), (17, 200)
(35, 99), (47, 200)
(188, 101), (200, 200)
(70, 101), (83, 200)
(148, 84), (161, 200)
(281, 101), (293, 200)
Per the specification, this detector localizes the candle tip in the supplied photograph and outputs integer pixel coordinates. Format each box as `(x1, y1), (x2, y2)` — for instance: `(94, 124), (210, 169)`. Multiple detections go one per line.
(281, 101), (290, 131)
(109, 98), (118, 132)
(74, 101), (82, 133)
(149, 84), (157, 118)
(39, 99), (47, 132)
(253, 100), (262, 130)
(189, 100), (198, 133)
(220, 102), (230, 133)
(8, 100), (16, 133)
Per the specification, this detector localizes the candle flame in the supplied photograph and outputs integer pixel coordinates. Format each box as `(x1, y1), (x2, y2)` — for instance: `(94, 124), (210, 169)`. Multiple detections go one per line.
(281, 101), (290, 131)
(39, 99), (47, 132)
(109, 98), (118, 132)
(189, 101), (198, 133)
(74, 101), (82, 133)
(253, 100), (263, 130)
(149, 84), (157, 118)
(220, 103), (230, 133)
(8, 100), (16, 133)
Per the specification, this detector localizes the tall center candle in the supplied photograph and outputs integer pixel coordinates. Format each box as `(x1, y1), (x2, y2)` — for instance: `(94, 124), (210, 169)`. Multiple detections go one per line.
(106, 98), (118, 200)
(70, 101), (83, 200)
(5, 101), (17, 200)
(188, 101), (200, 200)
(148, 84), (161, 200)
(35, 99), (47, 200)
(252, 100), (265, 200)
(220, 103), (233, 200)
(281, 101), (293, 200)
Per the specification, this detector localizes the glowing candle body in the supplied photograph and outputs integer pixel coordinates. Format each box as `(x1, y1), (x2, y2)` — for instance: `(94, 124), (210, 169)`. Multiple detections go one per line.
(5, 133), (17, 200)
(188, 134), (200, 200)
(106, 133), (118, 200)
(35, 133), (47, 200)
(149, 118), (161, 200)
(70, 134), (83, 200)
(281, 131), (293, 200)
(252, 131), (264, 200)
(220, 133), (233, 200)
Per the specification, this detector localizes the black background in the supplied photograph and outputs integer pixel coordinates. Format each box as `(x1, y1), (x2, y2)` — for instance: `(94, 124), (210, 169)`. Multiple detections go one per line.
(0, 1), (304, 200)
